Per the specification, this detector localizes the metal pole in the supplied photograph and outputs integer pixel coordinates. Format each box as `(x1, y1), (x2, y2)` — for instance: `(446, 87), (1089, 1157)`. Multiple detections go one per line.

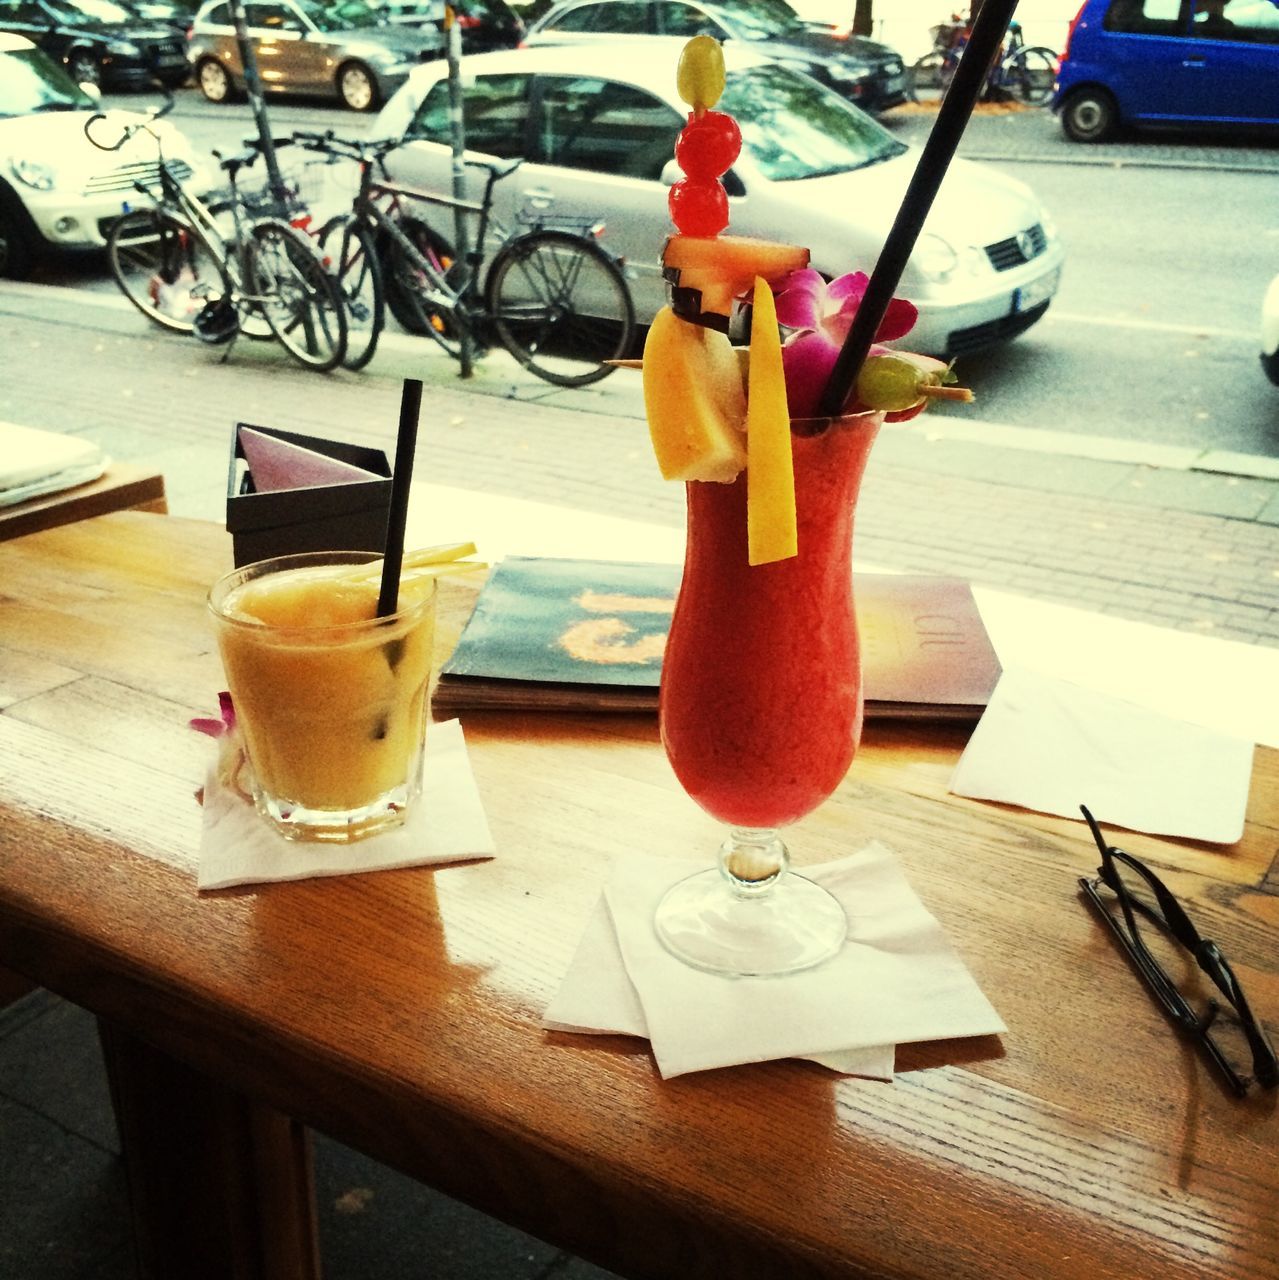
(444, 3), (473, 378)
(228, 0), (288, 213)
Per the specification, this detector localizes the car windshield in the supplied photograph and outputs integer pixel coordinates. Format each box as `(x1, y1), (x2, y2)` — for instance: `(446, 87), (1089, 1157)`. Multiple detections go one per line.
(45, 0), (135, 21)
(0, 47), (94, 115)
(710, 0), (807, 40)
(307, 0), (384, 28)
(721, 63), (905, 180)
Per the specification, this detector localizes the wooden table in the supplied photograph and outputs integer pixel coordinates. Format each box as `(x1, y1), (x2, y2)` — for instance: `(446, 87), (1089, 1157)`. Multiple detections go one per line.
(1, 513), (1276, 1280)
(0, 462), (166, 541)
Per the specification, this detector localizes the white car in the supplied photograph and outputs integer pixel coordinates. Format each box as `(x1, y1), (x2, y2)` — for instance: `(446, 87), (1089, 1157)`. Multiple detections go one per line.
(0, 31), (208, 277)
(371, 40), (1066, 357)
(1263, 271), (1279, 386)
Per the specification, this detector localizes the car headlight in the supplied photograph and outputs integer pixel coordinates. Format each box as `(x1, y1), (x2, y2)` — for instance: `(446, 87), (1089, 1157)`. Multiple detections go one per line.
(10, 157), (56, 192)
(1039, 208), (1060, 242)
(914, 233), (959, 283)
(107, 39), (140, 55)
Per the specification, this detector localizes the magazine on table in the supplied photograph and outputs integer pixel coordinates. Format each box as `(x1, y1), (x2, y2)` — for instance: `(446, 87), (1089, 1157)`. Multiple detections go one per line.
(433, 557), (1001, 721)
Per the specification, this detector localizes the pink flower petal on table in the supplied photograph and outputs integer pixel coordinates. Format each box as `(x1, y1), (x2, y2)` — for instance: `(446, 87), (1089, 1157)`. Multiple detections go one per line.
(189, 717), (227, 739)
(217, 690), (236, 731)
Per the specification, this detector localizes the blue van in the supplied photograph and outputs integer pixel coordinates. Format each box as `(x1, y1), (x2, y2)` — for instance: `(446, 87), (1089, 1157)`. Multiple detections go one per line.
(1053, 0), (1279, 141)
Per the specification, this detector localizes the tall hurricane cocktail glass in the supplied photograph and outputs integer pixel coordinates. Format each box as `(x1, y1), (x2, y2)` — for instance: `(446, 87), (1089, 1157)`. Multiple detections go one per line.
(655, 415), (881, 976)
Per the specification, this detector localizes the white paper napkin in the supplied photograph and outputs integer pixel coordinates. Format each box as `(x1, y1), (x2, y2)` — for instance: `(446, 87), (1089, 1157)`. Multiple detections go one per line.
(949, 665), (1254, 844)
(545, 843), (1005, 1079)
(197, 718), (496, 890)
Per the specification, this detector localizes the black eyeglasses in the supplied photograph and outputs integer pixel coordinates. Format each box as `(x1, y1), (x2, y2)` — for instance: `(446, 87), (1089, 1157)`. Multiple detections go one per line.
(1077, 805), (1278, 1097)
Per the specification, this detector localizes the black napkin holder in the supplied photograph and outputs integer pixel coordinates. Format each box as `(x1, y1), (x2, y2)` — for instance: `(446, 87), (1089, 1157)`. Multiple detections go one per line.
(226, 423), (392, 567)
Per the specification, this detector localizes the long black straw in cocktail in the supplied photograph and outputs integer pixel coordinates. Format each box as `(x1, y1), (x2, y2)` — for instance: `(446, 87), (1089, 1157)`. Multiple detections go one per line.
(816, 0), (1022, 419)
(377, 378), (423, 618)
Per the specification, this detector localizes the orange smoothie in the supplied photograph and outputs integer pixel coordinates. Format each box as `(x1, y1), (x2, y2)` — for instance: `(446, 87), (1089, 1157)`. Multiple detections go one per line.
(211, 552), (436, 840)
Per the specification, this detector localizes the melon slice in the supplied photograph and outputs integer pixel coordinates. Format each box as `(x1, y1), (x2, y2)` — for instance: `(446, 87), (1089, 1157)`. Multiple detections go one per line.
(642, 306), (746, 483)
(663, 235), (809, 317)
(745, 277), (797, 566)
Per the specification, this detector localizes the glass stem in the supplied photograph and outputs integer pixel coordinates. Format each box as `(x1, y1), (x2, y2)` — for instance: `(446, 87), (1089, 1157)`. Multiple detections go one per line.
(718, 828), (789, 898)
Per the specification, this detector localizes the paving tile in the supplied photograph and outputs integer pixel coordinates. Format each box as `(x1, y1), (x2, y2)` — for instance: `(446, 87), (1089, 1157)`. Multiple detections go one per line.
(0, 1095), (131, 1280)
(314, 1134), (562, 1280)
(1114, 469), (1274, 520)
(0, 997), (119, 1153)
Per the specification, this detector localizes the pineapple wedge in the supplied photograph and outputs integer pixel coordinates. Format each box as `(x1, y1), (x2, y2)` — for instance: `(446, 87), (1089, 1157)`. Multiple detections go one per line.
(642, 306), (747, 483)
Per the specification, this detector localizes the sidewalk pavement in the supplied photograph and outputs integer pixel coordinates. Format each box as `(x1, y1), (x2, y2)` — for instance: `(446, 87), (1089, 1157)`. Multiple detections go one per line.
(2, 281), (1277, 649)
(884, 100), (1279, 173)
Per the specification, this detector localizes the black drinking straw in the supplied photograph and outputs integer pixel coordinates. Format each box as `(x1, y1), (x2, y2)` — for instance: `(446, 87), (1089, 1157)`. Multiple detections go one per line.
(816, 0), (1022, 419)
(377, 378), (423, 618)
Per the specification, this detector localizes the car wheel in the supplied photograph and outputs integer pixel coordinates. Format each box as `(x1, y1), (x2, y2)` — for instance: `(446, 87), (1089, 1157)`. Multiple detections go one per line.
(197, 57), (234, 104)
(67, 48), (101, 87)
(0, 190), (34, 280)
(337, 61), (379, 112)
(1061, 87), (1117, 143)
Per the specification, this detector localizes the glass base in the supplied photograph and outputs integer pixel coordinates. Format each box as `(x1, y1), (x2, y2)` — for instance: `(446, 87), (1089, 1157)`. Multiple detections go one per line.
(255, 787), (414, 843)
(654, 867), (847, 977)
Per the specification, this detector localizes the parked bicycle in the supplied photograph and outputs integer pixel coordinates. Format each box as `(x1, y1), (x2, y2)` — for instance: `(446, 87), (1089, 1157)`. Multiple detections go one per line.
(290, 130), (636, 388)
(85, 99), (348, 372)
(908, 18), (1058, 108)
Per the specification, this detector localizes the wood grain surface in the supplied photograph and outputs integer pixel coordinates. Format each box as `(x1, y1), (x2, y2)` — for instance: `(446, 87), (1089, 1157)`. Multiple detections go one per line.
(1, 513), (1276, 1280)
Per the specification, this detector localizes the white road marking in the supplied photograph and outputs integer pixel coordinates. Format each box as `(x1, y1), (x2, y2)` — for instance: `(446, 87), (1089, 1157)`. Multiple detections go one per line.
(1045, 310), (1254, 341)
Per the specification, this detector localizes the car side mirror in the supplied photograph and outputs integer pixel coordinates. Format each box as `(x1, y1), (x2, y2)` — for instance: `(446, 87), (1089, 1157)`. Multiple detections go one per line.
(80, 81), (103, 102)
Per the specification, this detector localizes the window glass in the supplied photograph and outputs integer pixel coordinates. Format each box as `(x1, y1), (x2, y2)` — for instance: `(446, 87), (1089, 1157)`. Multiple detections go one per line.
(719, 62), (905, 181)
(1192, 0), (1279, 40)
(535, 75), (682, 178)
(1104, 0), (1186, 33)
(0, 46), (92, 115)
(549, 0), (649, 31)
(410, 73), (529, 158)
(659, 1), (720, 35)
(205, 1), (230, 20)
(247, 1), (301, 27)
(46, 0), (133, 20)
(699, 0), (807, 38)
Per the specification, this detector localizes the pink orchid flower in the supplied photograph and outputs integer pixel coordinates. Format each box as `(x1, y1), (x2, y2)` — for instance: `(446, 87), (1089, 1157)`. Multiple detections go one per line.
(774, 269), (920, 419)
(189, 692), (251, 806)
(189, 689), (236, 740)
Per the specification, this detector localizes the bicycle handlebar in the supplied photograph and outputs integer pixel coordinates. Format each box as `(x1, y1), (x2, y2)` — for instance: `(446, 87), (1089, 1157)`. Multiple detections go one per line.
(288, 130), (522, 182)
(83, 89), (175, 152)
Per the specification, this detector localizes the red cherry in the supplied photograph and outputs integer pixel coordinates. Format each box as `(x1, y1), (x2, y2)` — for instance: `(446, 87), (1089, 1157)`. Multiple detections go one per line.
(668, 178), (729, 237)
(674, 110), (742, 180)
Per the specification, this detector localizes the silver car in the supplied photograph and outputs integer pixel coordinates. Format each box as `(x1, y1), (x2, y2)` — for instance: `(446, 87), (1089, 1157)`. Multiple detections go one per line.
(371, 40), (1065, 357)
(188, 0), (443, 111)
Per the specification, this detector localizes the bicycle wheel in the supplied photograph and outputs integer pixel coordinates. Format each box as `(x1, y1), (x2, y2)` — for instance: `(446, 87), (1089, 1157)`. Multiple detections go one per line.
(1003, 47), (1057, 107)
(318, 214), (385, 371)
(907, 51), (953, 106)
(107, 209), (227, 335)
(380, 216), (465, 357)
(245, 218), (348, 373)
(486, 230), (635, 388)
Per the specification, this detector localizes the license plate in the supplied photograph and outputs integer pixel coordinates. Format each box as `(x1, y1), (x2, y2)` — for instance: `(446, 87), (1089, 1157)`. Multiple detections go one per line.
(1015, 267), (1059, 313)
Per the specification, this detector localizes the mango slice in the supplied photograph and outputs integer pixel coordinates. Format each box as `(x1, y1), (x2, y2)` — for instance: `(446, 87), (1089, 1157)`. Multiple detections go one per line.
(663, 235), (809, 317)
(746, 277), (797, 566)
(643, 306), (747, 483)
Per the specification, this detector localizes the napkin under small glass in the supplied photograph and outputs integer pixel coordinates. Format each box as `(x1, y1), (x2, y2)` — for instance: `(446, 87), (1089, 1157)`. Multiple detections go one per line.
(545, 842), (1005, 1079)
(197, 718), (495, 890)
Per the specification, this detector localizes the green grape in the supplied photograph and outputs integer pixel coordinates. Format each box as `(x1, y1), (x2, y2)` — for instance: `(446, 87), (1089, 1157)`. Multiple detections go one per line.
(855, 355), (931, 412)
